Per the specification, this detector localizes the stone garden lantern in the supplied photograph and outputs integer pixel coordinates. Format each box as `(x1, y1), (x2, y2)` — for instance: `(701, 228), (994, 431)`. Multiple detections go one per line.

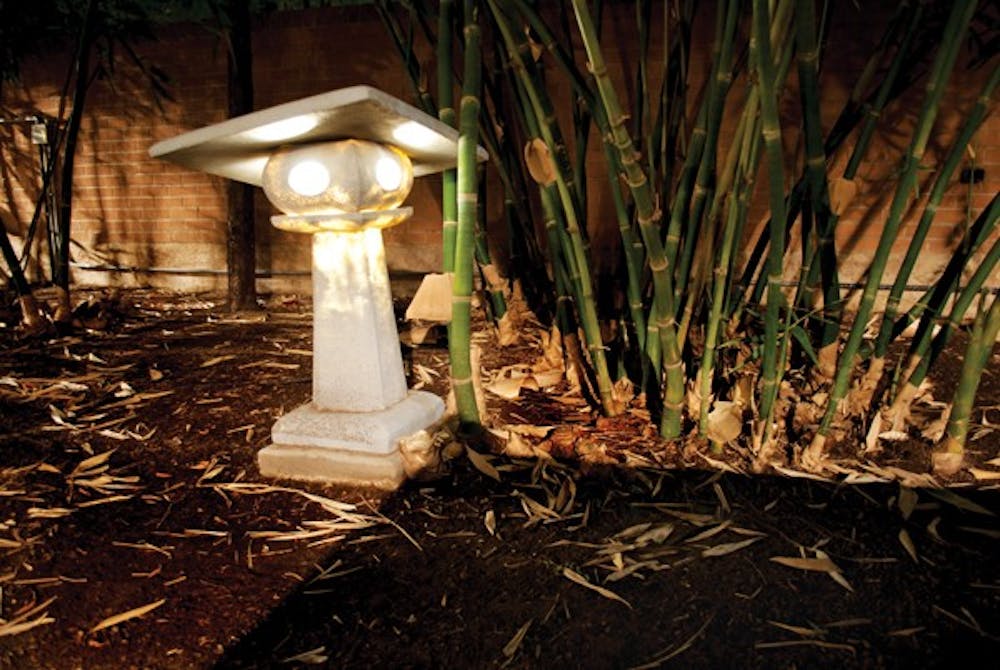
(150, 86), (482, 488)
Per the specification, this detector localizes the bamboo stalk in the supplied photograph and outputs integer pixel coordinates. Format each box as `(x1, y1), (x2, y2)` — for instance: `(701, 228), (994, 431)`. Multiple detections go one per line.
(570, 0), (686, 436)
(752, 0), (789, 434)
(934, 293), (1000, 475)
(438, 0), (458, 274)
(870, 62), (999, 367)
(490, 0), (617, 414)
(893, 192), (1000, 345)
(674, 0), (738, 305)
(473, 164), (506, 318)
(809, 0), (977, 459)
(794, 0), (835, 364)
(450, 0), (483, 429)
(892, 230), (1000, 417)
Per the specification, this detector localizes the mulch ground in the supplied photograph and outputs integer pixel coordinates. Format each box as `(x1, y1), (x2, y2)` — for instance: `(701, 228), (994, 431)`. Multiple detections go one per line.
(1, 289), (998, 669)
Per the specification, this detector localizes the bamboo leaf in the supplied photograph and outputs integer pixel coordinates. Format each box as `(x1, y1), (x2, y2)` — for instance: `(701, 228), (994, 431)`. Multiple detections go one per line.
(0, 596), (57, 638)
(706, 402), (743, 444)
(767, 620), (823, 637)
(701, 537), (761, 557)
(770, 556), (840, 572)
(898, 529), (919, 562)
(828, 176), (857, 215)
(898, 486), (918, 520)
(502, 619), (533, 658)
(523, 138), (557, 186)
(90, 598), (165, 633)
(925, 489), (995, 516)
(789, 325), (819, 366)
(562, 567), (632, 609)
(484, 509), (497, 536)
(200, 355), (235, 368)
(466, 447), (501, 481)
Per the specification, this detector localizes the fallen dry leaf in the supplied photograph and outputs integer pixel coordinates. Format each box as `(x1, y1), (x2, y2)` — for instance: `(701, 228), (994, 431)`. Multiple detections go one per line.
(200, 355), (236, 368)
(562, 567), (632, 609)
(502, 619), (533, 658)
(770, 556), (841, 572)
(701, 537), (761, 557)
(898, 529), (919, 562)
(90, 598), (166, 633)
(466, 447), (501, 482)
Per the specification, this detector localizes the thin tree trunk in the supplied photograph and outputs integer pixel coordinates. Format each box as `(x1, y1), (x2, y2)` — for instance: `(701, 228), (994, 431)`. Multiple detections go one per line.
(54, 0), (97, 324)
(225, 0), (257, 312)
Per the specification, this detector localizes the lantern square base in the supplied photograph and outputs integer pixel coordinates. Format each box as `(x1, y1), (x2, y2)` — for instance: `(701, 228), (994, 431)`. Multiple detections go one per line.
(258, 391), (444, 489)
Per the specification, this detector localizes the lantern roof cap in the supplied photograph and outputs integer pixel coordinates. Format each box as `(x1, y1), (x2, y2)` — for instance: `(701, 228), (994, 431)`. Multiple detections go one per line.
(149, 85), (486, 185)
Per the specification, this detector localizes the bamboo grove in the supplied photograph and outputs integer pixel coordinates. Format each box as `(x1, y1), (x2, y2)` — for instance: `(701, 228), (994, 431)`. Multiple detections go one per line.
(376, 0), (999, 475)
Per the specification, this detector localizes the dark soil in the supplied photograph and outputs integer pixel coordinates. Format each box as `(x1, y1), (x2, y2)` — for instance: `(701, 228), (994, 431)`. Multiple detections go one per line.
(1, 289), (998, 669)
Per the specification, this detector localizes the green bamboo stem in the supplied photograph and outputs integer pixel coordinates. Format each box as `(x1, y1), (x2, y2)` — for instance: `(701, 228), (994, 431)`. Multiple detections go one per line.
(701, 107), (767, 413)
(871, 62), (999, 363)
(570, 0), (684, 436)
(939, 293), (1000, 458)
(794, 0), (836, 355)
(675, 0), (738, 304)
(450, 0), (483, 429)
(893, 192), (1000, 344)
(602, 142), (648, 353)
(813, 0), (978, 448)
(490, 0), (617, 414)
(503, 0), (650, 355)
(634, 0), (652, 162)
(698, 177), (746, 436)
(473, 165), (506, 318)
(895, 231), (1000, 405)
(653, 0), (694, 199)
(797, 1), (924, 373)
(740, 2), (920, 321)
(752, 0), (790, 429)
(438, 0), (458, 274)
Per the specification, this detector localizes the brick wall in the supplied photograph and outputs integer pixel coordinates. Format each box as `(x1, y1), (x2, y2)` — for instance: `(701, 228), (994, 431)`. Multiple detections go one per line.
(0, 3), (996, 300)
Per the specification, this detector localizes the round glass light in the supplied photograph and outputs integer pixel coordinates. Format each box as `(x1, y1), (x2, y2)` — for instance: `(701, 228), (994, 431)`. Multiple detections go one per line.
(262, 139), (414, 216)
(287, 160), (330, 196)
(375, 156), (404, 191)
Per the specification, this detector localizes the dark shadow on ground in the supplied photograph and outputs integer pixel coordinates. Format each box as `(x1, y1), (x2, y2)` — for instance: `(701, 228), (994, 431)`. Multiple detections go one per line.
(216, 462), (1000, 669)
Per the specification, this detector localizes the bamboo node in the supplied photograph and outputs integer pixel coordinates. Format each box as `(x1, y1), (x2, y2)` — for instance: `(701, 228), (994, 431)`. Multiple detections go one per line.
(648, 257), (668, 273)
(806, 156), (825, 169)
(586, 61), (608, 78)
(625, 172), (647, 188)
(457, 193), (479, 204)
(451, 295), (473, 304)
(762, 128), (781, 142)
(637, 208), (661, 226)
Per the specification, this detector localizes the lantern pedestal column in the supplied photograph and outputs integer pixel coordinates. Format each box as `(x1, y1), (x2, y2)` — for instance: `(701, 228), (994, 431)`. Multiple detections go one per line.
(258, 230), (444, 488)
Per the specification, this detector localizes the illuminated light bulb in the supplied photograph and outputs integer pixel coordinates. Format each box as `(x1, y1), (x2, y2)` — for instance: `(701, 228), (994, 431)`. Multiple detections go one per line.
(248, 114), (319, 142)
(375, 156), (404, 191)
(287, 160), (331, 196)
(392, 121), (439, 150)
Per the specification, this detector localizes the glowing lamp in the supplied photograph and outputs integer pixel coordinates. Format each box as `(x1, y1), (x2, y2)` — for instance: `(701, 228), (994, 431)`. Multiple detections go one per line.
(261, 140), (415, 232)
(150, 86), (485, 489)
